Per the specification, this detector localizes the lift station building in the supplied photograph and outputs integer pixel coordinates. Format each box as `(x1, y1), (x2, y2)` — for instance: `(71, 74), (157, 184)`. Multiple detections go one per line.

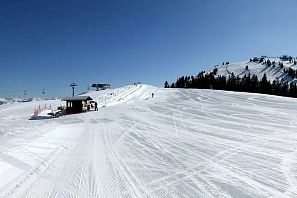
(62, 96), (93, 114)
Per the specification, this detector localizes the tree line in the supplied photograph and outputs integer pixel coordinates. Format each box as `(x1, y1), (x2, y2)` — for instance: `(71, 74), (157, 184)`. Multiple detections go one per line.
(164, 71), (297, 98)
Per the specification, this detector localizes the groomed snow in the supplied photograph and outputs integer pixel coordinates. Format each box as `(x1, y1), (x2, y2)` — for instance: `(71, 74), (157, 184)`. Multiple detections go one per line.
(0, 84), (297, 197)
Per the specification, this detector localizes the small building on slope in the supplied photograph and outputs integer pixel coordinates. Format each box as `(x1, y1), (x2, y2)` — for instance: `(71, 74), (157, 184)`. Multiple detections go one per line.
(91, 83), (111, 91)
(62, 96), (93, 114)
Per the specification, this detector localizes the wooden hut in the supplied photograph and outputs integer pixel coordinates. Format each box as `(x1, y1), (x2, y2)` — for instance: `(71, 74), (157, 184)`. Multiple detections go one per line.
(91, 84), (111, 91)
(62, 96), (93, 114)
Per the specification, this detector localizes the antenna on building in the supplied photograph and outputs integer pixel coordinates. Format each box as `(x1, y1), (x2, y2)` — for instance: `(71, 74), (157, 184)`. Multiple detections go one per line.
(70, 83), (77, 97)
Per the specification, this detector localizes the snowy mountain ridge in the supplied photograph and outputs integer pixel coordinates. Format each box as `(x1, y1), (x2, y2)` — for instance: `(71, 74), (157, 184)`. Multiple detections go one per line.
(209, 56), (297, 83)
(0, 97), (58, 105)
(0, 97), (26, 105)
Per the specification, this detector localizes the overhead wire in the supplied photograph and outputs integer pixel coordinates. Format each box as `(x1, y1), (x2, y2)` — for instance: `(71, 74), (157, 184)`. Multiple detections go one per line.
(0, 85), (69, 94)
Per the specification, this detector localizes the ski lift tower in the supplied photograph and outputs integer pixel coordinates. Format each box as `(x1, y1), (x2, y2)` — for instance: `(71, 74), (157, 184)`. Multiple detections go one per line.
(70, 83), (77, 97)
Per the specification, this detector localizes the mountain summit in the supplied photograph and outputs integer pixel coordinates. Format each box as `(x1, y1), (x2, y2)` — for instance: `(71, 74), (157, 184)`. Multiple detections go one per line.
(211, 55), (297, 84)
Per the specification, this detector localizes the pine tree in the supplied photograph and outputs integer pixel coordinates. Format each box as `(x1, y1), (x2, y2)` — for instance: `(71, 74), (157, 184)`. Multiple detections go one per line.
(281, 82), (289, 96)
(164, 81), (169, 88)
(227, 73), (236, 91)
(251, 74), (259, 92)
(260, 74), (270, 94)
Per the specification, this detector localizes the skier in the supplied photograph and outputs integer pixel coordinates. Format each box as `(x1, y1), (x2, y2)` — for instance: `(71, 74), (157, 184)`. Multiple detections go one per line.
(152, 93), (154, 98)
(95, 102), (98, 111)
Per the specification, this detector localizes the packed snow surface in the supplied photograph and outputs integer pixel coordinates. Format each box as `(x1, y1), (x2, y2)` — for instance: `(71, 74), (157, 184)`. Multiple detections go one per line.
(0, 84), (297, 197)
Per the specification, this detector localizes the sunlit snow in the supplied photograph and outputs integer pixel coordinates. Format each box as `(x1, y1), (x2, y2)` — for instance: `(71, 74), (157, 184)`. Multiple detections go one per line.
(0, 84), (297, 197)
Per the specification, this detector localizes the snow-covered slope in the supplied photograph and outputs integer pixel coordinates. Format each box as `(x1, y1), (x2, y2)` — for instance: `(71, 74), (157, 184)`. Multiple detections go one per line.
(82, 84), (158, 106)
(0, 98), (9, 105)
(0, 84), (297, 197)
(82, 84), (157, 106)
(0, 97), (45, 105)
(0, 97), (21, 105)
(211, 57), (297, 83)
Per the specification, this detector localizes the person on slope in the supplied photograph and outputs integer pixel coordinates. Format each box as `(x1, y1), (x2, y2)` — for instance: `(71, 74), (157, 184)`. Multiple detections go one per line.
(95, 102), (98, 111)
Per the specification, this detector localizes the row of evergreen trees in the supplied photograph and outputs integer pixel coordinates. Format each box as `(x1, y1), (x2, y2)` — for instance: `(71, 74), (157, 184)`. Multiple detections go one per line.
(284, 67), (297, 79)
(164, 72), (297, 98)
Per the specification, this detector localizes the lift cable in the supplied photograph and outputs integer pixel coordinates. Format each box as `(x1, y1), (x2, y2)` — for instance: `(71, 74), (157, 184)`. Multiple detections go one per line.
(0, 85), (69, 94)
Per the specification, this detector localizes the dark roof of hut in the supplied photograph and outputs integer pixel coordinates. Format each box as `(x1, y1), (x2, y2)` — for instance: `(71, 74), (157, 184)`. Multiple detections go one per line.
(61, 96), (93, 101)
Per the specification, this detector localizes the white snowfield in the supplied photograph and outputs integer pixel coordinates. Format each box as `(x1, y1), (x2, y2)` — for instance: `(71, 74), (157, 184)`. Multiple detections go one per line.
(0, 84), (297, 197)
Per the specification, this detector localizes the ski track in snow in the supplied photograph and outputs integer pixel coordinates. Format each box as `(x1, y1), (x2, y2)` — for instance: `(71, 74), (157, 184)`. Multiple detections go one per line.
(0, 84), (297, 197)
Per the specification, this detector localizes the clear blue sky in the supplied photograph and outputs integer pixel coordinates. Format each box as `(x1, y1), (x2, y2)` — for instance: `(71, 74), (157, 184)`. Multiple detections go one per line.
(1, 0), (297, 98)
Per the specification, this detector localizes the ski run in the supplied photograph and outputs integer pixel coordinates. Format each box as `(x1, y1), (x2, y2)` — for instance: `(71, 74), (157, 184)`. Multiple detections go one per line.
(0, 84), (297, 198)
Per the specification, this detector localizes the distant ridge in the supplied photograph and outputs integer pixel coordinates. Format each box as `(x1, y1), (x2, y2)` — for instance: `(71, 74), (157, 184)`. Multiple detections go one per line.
(0, 97), (59, 105)
(166, 55), (297, 98)
(209, 55), (297, 84)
